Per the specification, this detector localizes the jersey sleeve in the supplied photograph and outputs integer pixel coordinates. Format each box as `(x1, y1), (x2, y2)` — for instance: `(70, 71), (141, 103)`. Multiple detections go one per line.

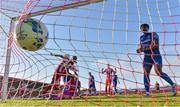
(153, 32), (159, 44)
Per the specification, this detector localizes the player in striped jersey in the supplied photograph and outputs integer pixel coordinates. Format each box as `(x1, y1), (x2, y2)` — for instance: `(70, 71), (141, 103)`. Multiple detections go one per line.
(42, 54), (77, 95)
(102, 64), (116, 95)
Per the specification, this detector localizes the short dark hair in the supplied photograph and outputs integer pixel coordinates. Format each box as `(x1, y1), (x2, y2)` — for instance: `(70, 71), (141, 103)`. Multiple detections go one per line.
(73, 56), (77, 61)
(140, 23), (149, 29)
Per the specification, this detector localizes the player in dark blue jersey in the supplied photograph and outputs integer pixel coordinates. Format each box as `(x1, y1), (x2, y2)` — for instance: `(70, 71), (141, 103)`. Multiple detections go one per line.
(137, 23), (176, 97)
(88, 72), (96, 94)
(112, 70), (120, 94)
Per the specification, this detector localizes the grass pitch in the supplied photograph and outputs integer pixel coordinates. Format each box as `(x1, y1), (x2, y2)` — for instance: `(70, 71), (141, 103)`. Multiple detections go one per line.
(0, 93), (179, 107)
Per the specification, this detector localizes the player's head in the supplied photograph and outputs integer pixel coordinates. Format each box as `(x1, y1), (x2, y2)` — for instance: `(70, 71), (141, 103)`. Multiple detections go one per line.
(72, 56), (77, 63)
(107, 64), (110, 68)
(140, 23), (149, 33)
(89, 72), (92, 76)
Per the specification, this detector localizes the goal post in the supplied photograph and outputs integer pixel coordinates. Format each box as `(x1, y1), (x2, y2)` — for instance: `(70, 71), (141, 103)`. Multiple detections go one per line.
(1, 20), (15, 100)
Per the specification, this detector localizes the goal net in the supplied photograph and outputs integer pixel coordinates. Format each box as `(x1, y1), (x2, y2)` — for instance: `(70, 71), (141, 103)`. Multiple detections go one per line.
(0, 0), (180, 106)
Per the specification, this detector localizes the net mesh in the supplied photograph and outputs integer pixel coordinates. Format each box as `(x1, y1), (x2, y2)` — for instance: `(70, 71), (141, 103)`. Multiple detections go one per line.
(0, 0), (180, 106)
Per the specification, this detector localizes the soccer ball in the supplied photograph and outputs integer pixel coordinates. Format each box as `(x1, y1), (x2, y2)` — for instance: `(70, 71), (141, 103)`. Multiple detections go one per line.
(15, 18), (48, 51)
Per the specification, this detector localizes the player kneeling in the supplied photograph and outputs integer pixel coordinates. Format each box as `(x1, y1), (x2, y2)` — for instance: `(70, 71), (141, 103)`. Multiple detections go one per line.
(42, 54), (77, 96)
(64, 74), (81, 98)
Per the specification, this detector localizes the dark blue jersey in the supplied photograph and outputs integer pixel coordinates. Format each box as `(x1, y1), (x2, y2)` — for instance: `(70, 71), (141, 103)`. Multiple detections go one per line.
(89, 75), (95, 85)
(140, 32), (160, 56)
(112, 75), (118, 83)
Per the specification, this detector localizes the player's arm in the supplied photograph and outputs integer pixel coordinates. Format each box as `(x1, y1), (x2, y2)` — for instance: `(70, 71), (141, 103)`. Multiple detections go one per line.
(74, 70), (78, 76)
(113, 68), (117, 73)
(101, 68), (105, 74)
(152, 32), (159, 49)
(136, 42), (143, 53)
(50, 53), (64, 58)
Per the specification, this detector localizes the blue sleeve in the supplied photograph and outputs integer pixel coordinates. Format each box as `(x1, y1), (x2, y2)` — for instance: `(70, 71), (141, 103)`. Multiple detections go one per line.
(153, 32), (159, 44)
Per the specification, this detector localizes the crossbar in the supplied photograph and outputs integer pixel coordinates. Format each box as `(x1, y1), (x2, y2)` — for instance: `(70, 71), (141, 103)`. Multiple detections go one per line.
(12, 0), (105, 20)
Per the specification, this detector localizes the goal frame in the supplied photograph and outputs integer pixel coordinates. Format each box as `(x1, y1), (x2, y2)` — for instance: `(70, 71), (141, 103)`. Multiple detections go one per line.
(12, 0), (105, 20)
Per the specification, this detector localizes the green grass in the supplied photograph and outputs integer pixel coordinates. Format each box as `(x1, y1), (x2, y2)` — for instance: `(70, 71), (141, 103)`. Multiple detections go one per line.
(0, 93), (179, 107)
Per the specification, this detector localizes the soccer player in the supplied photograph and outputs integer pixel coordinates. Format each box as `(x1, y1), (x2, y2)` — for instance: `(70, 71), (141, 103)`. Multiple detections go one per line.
(112, 70), (120, 94)
(51, 54), (78, 84)
(88, 72), (96, 94)
(77, 79), (81, 96)
(102, 64), (115, 95)
(65, 74), (80, 98)
(67, 75), (77, 97)
(67, 56), (78, 82)
(43, 54), (77, 94)
(136, 23), (177, 97)
(51, 54), (70, 85)
(155, 81), (160, 93)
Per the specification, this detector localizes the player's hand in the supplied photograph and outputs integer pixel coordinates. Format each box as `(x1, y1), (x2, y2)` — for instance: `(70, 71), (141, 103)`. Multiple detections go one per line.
(101, 68), (104, 73)
(136, 48), (142, 53)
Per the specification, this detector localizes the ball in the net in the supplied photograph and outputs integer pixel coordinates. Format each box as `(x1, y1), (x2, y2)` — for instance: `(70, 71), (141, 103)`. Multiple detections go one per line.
(15, 18), (48, 51)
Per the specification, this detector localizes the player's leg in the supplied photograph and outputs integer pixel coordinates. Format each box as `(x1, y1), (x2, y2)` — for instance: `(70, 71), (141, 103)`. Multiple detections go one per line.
(108, 83), (110, 94)
(113, 82), (117, 93)
(77, 87), (81, 96)
(93, 86), (97, 94)
(143, 57), (153, 96)
(108, 79), (112, 94)
(91, 83), (96, 94)
(43, 72), (61, 94)
(154, 65), (174, 85)
(157, 87), (160, 93)
(63, 72), (71, 84)
(89, 85), (92, 94)
(143, 67), (152, 96)
(105, 79), (108, 94)
(107, 79), (111, 94)
(154, 64), (176, 96)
